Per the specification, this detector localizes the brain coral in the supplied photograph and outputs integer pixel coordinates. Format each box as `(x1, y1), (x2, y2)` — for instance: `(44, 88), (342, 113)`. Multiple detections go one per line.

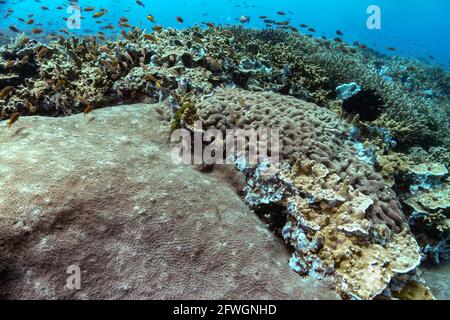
(195, 88), (424, 299)
(197, 88), (407, 232)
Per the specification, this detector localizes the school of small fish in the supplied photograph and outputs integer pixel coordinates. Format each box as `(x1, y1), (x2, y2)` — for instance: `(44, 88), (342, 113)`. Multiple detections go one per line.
(1, 0), (439, 59)
(0, 0), (445, 128)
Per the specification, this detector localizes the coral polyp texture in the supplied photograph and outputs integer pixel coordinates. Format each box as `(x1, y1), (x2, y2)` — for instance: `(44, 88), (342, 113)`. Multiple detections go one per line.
(197, 89), (407, 231)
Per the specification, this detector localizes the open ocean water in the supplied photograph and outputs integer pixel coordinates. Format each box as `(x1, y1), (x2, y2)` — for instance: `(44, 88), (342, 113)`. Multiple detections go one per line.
(1, 0), (449, 68)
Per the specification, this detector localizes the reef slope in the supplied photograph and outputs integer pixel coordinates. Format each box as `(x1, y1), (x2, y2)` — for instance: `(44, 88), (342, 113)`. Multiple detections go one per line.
(0, 103), (338, 300)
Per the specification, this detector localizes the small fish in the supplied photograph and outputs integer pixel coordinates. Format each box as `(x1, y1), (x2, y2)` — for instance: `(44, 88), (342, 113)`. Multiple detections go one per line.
(206, 22), (215, 28)
(0, 86), (15, 99)
(147, 15), (156, 23)
(93, 11), (105, 18)
(84, 6), (95, 12)
(19, 37), (30, 45)
(143, 33), (157, 42)
(336, 30), (344, 36)
(387, 47), (396, 51)
(32, 28), (43, 34)
(152, 25), (163, 32)
(40, 6), (49, 10)
(136, 0), (145, 7)
(154, 107), (165, 117)
(54, 79), (66, 90)
(26, 19), (34, 25)
(9, 25), (21, 33)
(144, 74), (161, 88)
(238, 97), (247, 109)
(277, 11), (286, 15)
(83, 105), (94, 116)
(37, 47), (49, 59)
(7, 112), (20, 128)
(176, 16), (184, 23)
(239, 15), (250, 24)
(308, 28), (316, 33)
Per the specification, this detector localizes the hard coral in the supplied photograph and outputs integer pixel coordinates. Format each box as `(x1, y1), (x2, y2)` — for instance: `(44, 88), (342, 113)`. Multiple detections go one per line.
(197, 88), (408, 232)
(236, 157), (421, 300)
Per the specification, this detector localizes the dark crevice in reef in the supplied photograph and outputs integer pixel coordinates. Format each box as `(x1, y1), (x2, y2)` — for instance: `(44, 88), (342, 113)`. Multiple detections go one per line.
(342, 89), (384, 121)
(253, 203), (287, 239)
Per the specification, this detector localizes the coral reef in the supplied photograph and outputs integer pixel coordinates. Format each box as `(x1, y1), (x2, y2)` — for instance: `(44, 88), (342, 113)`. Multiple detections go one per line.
(1, 25), (448, 300)
(236, 156), (422, 300)
(196, 88), (408, 232)
(2, 27), (447, 149)
(190, 87), (426, 299)
(0, 103), (339, 300)
(403, 164), (449, 264)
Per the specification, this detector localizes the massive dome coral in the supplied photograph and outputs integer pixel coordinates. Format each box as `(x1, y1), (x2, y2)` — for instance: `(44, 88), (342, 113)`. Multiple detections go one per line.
(197, 88), (407, 231)
(195, 88), (423, 299)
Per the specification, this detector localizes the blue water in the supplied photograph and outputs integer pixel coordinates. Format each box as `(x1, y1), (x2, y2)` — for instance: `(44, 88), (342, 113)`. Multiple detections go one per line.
(1, 0), (449, 69)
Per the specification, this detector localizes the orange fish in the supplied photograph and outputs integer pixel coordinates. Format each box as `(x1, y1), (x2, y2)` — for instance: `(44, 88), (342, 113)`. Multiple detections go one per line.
(0, 86), (15, 99)
(143, 34), (157, 42)
(7, 112), (20, 128)
(54, 79), (66, 90)
(37, 47), (49, 59)
(93, 11), (105, 18)
(83, 105), (94, 116)
(152, 25), (163, 32)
